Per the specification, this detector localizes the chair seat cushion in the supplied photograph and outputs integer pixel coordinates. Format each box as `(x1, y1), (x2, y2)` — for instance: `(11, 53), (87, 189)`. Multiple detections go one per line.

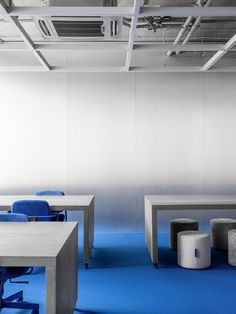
(6, 267), (29, 279)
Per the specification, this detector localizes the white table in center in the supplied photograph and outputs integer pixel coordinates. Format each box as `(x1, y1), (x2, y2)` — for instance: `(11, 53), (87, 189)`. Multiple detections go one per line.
(0, 222), (78, 314)
(0, 195), (94, 268)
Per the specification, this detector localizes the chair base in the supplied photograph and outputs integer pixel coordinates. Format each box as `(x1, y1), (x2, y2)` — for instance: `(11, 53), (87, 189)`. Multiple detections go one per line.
(1, 290), (39, 313)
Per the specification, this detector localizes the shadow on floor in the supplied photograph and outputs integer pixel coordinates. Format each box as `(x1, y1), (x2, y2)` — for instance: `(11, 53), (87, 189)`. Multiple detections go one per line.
(87, 245), (202, 270)
(88, 246), (150, 269)
(87, 242), (232, 271)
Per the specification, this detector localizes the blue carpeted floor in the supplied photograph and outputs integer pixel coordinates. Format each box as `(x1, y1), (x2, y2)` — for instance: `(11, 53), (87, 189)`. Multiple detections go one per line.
(3, 232), (236, 314)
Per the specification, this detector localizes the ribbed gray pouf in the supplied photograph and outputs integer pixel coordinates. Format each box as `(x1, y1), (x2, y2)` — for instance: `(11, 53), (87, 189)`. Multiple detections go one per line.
(177, 231), (211, 269)
(211, 218), (236, 250)
(228, 229), (236, 266)
(169, 218), (199, 250)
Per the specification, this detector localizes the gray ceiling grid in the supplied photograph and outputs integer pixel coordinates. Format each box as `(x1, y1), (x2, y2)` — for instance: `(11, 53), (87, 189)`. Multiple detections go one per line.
(0, 0), (236, 72)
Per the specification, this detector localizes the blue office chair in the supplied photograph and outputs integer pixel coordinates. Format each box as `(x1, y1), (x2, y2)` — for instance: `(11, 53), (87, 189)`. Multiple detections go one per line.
(0, 213), (39, 314)
(35, 190), (64, 196)
(35, 190), (67, 221)
(11, 200), (59, 221)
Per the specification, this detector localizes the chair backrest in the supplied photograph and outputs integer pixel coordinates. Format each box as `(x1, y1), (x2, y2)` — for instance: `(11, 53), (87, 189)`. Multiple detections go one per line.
(11, 200), (50, 216)
(0, 213), (29, 222)
(35, 190), (64, 196)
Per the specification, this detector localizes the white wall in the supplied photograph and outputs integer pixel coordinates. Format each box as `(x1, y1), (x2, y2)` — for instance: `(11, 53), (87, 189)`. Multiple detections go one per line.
(0, 72), (236, 231)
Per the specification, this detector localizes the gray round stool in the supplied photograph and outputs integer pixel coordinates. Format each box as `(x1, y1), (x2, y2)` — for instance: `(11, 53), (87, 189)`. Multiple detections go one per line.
(177, 231), (211, 269)
(211, 218), (236, 250)
(170, 218), (199, 250)
(228, 229), (236, 266)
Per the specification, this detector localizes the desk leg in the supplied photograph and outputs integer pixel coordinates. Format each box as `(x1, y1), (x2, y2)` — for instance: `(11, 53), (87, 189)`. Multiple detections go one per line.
(46, 225), (78, 314)
(144, 198), (158, 267)
(46, 264), (57, 314)
(84, 198), (95, 268)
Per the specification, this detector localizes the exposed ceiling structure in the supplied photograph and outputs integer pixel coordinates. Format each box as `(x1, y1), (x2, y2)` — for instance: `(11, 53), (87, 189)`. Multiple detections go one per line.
(0, 0), (236, 72)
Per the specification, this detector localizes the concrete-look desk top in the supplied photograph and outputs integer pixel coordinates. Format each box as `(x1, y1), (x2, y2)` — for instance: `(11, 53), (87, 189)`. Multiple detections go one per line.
(0, 222), (78, 314)
(0, 195), (94, 267)
(144, 195), (236, 267)
(146, 195), (236, 207)
(0, 195), (94, 210)
(0, 222), (77, 259)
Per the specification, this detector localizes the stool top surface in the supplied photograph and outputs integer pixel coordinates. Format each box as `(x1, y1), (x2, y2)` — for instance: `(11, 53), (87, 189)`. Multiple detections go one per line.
(178, 231), (209, 239)
(228, 229), (236, 235)
(170, 218), (198, 223)
(211, 218), (236, 224)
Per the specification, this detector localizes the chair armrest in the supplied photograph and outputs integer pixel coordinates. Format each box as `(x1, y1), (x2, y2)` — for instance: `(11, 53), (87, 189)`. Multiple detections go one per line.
(28, 213), (59, 221)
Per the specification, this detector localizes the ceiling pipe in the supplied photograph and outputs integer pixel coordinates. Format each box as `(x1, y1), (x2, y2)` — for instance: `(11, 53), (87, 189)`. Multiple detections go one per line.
(166, 16), (193, 56)
(175, 0), (212, 55)
(167, 0), (211, 57)
(166, 0), (204, 56)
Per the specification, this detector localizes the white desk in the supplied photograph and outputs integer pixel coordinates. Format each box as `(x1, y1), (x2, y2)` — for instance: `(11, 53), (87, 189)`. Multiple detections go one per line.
(0, 195), (94, 267)
(145, 195), (236, 267)
(0, 222), (78, 314)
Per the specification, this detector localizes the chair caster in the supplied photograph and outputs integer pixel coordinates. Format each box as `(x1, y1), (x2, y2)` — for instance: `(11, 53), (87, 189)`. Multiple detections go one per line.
(153, 263), (158, 268)
(84, 263), (88, 269)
